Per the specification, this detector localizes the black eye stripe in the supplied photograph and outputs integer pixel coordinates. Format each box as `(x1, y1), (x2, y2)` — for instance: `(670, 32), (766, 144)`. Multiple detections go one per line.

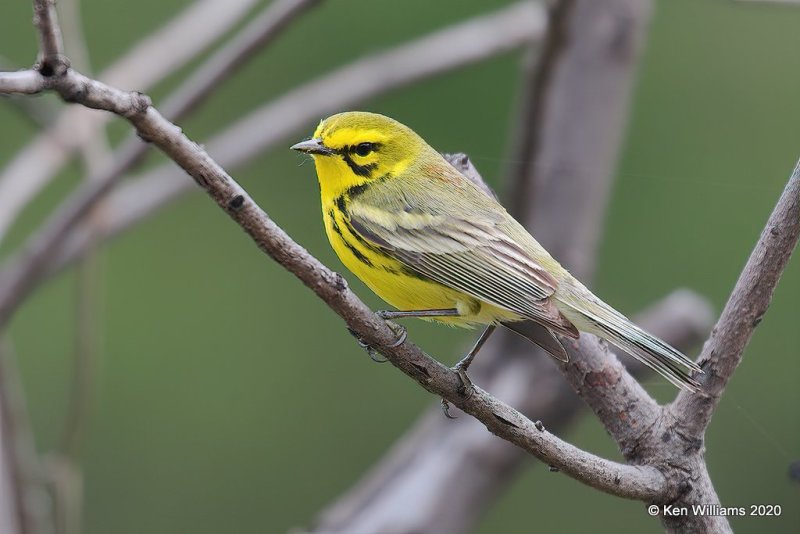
(341, 153), (377, 177)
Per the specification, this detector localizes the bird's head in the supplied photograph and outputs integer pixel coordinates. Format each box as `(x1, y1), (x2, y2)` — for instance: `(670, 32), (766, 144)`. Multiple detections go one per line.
(291, 112), (428, 195)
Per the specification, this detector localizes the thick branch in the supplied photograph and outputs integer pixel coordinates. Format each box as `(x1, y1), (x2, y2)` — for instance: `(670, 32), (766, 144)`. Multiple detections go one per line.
(670, 159), (800, 436)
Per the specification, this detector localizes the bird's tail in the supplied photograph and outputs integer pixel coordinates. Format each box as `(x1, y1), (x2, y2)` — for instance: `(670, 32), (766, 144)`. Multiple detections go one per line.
(559, 286), (703, 393)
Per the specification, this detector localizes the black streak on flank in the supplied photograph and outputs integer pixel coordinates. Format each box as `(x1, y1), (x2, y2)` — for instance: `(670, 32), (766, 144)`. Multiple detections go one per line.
(330, 210), (374, 267)
(345, 183), (370, 198)
(335, 195), (347, 213)
(348, 216), (391, 249)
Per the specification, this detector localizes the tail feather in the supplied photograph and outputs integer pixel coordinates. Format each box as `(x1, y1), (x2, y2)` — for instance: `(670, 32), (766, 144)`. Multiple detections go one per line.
(563, 296), (703, 392)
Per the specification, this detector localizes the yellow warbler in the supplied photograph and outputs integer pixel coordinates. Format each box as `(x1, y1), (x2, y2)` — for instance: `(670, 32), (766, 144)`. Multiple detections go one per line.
(292, 112), (701, 392)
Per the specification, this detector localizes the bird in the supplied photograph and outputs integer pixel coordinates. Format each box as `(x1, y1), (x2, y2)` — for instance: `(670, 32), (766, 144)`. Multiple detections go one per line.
(291, 111), (702, 392)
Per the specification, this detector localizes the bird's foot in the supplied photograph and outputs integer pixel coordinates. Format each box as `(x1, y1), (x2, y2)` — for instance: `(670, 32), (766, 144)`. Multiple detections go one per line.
(439, 362), (474, 419)
(384, 321), (408, 347)
(452, 361), (475, 398)
(440, 398), (457, 419)
(346, 321), (407, 363)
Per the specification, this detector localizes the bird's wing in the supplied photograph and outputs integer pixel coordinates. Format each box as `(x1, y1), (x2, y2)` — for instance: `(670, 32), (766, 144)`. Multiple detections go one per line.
(347, 172), (578, 338)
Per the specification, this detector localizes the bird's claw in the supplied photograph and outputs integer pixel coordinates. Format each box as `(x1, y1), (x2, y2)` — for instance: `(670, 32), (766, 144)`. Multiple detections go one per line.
(368, 350), (388, 363)
(347, 327), (369, 349)
(441, 398), (457, 419)
(384, 322), (407, 347)
(440, 361), (475, 418)
(346, 321), (407, 363)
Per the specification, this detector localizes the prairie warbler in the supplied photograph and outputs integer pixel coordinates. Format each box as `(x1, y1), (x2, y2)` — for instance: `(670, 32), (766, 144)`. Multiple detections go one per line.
(292, 112), (701, 392)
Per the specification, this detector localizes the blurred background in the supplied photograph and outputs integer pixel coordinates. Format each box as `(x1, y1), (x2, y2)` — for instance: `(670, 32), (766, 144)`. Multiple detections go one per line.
(0, 0), (798, 532)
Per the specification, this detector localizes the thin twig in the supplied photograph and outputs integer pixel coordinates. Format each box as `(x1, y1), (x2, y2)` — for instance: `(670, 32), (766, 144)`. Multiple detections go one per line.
(670, 159), (800, 436)
(33, 0), (64, 67)
(0, 0), (259, 241)
(0, 55), (58, 127)
(0, 71), (46, 94)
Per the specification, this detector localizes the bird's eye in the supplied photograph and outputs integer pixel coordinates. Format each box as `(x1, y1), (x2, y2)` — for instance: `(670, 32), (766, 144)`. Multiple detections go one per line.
(355, 142), (375, 157)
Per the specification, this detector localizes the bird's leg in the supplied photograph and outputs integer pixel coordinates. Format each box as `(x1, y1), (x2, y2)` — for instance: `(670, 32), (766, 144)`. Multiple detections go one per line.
(376, 308), (460, 320)
(452, 325), (497, 394)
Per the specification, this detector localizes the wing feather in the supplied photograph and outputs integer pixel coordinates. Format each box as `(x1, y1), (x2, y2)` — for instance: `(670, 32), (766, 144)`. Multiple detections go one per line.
(348, 197), (577, 338)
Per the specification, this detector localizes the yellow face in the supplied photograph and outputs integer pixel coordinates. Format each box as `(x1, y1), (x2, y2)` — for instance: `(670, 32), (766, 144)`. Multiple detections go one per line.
(292, 112), (422, 198)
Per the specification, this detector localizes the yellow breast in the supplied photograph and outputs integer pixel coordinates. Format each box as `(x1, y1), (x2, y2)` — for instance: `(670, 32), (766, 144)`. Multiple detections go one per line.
(321, 201), (521, 327)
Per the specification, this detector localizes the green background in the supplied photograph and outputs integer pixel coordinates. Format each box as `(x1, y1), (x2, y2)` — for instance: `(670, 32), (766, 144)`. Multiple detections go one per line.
(1, 0), (798, 532)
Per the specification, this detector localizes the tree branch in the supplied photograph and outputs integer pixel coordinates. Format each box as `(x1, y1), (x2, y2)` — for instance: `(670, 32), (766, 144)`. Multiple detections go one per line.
(0, 70), (46, 94)
(0, 55), (55, 130)
(315, 290), (713, 533)
(0, 0), (324, 325)
(670, 159), (800, 436)
(33, 0), (64, 67)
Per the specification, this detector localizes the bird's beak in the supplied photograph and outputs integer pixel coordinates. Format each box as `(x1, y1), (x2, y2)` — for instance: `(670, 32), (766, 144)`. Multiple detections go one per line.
(290, 138), (335, 156)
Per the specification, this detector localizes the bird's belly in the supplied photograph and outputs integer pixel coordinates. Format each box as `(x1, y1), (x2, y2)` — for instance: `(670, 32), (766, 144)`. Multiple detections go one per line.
(323, 208), (519, 327)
